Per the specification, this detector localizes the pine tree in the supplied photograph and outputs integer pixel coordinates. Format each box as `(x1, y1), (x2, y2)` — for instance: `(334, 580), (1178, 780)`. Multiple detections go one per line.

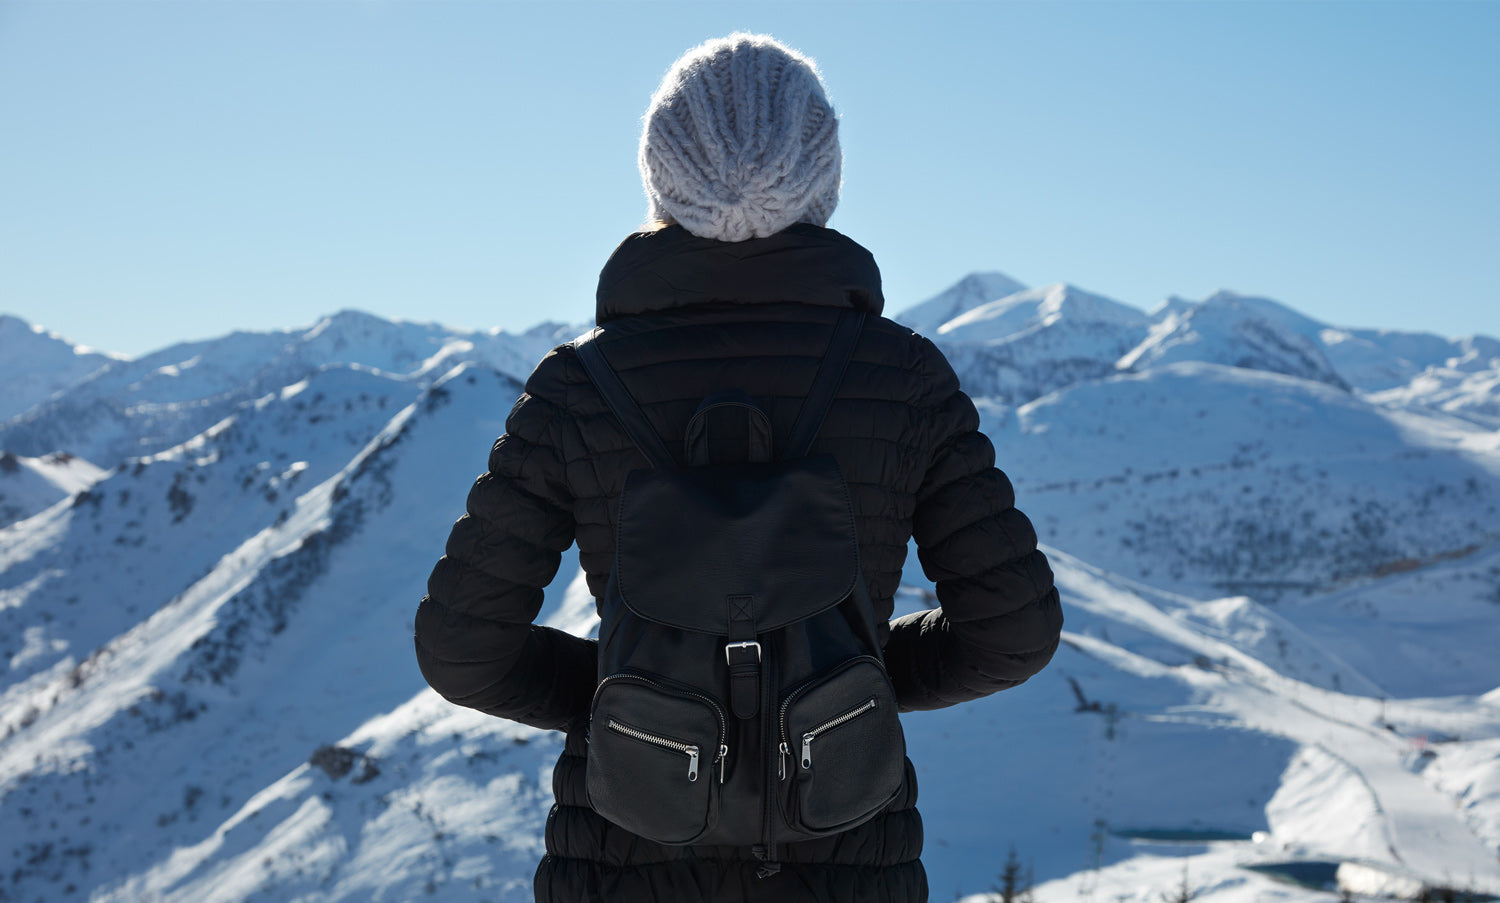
(1019, 862), (1036, 903)
(1160, 865), (1195, 903)
(992, 846), (1024, 903)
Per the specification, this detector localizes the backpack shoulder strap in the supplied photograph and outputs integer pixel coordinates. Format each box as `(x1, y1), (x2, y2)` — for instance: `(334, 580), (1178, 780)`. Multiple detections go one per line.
(782, 309), (867, 460)
(573, 328), (677, 471)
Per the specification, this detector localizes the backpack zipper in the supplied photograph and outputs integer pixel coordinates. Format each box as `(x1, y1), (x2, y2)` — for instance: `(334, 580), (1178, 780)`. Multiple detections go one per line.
(800, 697), (877, 769)
(759, 650), (779, 873)
(596, 673), (729, 782)
(607, 719), (701, 782)
(776, 655), (882, 779)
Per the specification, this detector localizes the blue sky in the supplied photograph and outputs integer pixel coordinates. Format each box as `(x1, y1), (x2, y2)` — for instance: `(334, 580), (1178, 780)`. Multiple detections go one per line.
(1, 1), (1496, 357)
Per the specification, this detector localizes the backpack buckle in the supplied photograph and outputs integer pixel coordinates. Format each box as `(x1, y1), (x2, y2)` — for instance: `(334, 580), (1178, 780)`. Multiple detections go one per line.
(724, 641), (762, 665)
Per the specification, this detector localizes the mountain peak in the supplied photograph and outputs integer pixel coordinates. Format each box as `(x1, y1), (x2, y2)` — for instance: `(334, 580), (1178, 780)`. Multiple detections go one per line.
(1118, 290), (1349, 389)
(303, 308), (402, 340)
(1148, 296), (1197, 322)
(893, 271), (1029, 334)
(1196, 290), (1331, 338)
(935, 282), (1146, 342)
(1031, 283), (1149, 328)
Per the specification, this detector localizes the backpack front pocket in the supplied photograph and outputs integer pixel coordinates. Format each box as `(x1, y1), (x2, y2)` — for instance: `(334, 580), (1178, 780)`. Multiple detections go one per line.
(587, 673), (727, 844)
(778, 657), (905, 834)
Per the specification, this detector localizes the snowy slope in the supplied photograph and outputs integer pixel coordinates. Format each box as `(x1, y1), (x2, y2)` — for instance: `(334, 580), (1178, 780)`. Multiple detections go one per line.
(1366, 336), (1500, 425)
(0, 364), (526, 899)
(0, 364), (422, 698)
(0, 451), (108, 529)
(1277, 542), (1500, 698)
(0, 315), (121, 422)
(88, 571), (598, 903)
(40, 548), (1500, 903)
(983, 362), (1500, 601)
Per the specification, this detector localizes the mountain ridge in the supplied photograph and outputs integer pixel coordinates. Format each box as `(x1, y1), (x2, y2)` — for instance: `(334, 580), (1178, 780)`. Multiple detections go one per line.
(1, 269), (1498, 902)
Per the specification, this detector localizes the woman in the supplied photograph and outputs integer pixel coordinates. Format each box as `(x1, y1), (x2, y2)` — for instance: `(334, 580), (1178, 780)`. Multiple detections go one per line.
(415, 33), (1063, 903)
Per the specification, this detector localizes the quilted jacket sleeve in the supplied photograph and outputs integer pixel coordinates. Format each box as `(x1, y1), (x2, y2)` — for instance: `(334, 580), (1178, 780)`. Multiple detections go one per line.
(883, 337), (1064, 712)
(413, 351), (597, 732)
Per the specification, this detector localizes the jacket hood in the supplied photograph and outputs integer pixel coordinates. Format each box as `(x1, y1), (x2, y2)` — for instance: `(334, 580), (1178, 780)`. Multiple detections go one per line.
(595, 223), (884, 324)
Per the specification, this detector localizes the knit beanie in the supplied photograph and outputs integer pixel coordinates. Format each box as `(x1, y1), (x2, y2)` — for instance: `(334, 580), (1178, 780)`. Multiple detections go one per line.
(639, 33), (842, 243)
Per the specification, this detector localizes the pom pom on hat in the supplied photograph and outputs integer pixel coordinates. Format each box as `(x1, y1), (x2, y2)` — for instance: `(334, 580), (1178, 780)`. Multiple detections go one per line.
(639, 33), (842, 243)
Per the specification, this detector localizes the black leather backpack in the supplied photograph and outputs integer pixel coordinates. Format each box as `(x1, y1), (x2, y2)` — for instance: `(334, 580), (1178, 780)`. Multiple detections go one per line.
(573, 309), (907, 871)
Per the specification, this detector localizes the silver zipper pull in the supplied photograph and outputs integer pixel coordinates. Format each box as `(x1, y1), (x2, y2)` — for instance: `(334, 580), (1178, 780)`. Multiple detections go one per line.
(686, 746), (700, 782)
(778, 741), (790, 780)
(718, 744), (728, 783)
(801, 733), (815, 770)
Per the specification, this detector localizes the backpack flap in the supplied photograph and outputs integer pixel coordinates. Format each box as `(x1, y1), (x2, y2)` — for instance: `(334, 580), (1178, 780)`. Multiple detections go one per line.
(614, 454), (860, 636)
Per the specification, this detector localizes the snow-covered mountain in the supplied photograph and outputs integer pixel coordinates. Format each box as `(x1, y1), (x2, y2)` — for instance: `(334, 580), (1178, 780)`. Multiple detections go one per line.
(927, 282), (1152, 401)
(1120, 291), (1351, 391)
(0, 364), (425, 696)
(0, 314), (122, 423)
(915, 277), (1500, 422)
(894, 271), (1029, 335)
(1365, 335), (1500, 423)
(2, 272), (1499, 903)
(0, 362), (528, 898)
(0, 311), (577, 469)
(984, 362), (1500, 602)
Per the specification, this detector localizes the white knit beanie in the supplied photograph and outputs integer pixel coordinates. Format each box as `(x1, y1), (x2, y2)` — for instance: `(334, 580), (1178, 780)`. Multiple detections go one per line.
(639, 33), (842, 243)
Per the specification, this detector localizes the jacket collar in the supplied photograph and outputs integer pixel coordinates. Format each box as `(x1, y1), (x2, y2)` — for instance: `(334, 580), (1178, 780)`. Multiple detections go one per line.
(594, 223), (885, 324)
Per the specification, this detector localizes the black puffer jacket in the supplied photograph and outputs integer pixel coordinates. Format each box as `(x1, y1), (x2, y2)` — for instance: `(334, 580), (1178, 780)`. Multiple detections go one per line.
(415, 224), (1063, 903)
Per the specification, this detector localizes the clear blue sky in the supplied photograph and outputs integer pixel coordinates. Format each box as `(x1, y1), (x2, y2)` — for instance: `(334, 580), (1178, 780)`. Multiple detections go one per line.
(1, 1), (1496, 357)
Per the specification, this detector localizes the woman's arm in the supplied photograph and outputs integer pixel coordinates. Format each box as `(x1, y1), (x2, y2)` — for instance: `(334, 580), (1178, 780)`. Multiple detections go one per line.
(883, 338), (1063, 711)
(413, 353), (597, 731)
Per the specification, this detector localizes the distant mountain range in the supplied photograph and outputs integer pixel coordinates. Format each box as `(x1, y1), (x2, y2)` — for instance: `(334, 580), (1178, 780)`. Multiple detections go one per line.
(2, 274), (1498, 902)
